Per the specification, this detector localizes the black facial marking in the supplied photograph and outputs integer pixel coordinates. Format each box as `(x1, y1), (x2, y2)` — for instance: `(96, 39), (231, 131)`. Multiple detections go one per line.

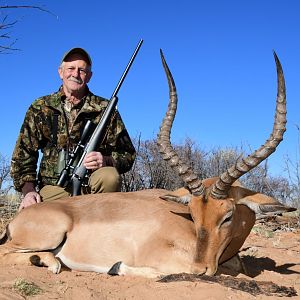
(194, 227), (209, 262)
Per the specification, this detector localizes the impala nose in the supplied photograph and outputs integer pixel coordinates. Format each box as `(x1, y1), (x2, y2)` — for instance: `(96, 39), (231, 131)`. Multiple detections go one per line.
(205, 265), (218, 276)
(192, 264), (207, 275)
(192, 262), (218, 276)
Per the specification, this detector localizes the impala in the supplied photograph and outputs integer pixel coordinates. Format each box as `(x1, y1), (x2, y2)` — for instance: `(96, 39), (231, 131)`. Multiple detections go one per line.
(0, 50), (295, 278)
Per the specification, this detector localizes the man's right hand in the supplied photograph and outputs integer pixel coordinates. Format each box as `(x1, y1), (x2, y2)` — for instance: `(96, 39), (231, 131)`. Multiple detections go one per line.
(18, 191), (41, 211)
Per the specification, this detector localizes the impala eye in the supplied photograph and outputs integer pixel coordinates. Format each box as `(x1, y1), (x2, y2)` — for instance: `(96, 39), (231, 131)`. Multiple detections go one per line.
(220, 211), (233, 227)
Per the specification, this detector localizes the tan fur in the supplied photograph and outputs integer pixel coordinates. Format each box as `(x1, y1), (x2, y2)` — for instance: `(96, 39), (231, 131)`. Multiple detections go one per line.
(0, 183), (294, 278)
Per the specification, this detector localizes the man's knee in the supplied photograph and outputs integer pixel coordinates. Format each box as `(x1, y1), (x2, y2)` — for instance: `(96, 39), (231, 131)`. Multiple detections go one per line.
(40, 185), (70, 202)
(89, 167), (121, 193)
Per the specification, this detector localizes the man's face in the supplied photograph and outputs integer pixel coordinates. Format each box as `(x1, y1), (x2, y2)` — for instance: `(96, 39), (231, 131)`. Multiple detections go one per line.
(58, 53), (92, 96)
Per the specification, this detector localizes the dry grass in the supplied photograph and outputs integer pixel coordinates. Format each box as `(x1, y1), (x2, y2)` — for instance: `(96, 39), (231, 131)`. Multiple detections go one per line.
(0, 195), (20, 233)
(13, 278), (43, 297)
(253, 210), (300, 235)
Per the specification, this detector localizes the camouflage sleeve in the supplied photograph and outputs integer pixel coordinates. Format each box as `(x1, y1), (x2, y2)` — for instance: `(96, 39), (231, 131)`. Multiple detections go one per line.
(10, 105), (43, 192)
(100, 110), (136, 174)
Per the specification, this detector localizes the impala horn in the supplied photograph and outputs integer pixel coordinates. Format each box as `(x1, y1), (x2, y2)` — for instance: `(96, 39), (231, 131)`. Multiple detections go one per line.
(157, 50), (205, 196)
(210, 52), (287, 199)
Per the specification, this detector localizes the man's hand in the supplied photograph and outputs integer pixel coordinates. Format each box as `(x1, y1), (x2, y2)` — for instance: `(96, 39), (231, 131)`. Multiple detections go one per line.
(83, 151), (105, 170)
(18, 191), (41, 211)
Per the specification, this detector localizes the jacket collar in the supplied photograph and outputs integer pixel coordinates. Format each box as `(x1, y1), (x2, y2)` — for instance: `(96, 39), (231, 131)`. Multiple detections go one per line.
(45, 86), (108, 114)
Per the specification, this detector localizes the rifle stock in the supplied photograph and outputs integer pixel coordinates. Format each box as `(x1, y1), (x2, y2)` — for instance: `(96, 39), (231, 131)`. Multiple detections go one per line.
(57, 39), (143, 195)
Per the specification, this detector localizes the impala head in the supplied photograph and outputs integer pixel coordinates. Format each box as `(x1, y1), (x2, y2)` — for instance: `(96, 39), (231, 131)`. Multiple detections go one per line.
(157, 50), (295, 275)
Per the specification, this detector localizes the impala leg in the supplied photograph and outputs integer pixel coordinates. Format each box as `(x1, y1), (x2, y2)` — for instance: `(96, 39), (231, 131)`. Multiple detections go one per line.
(30, 252), (62, 274)
(108, 261), (164, 278)
(0, 239), (62, 274)
(1, 248), (61, 274)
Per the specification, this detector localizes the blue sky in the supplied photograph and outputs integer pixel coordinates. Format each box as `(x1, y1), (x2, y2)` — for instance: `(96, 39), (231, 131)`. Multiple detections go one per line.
(1, 0), (300, 177)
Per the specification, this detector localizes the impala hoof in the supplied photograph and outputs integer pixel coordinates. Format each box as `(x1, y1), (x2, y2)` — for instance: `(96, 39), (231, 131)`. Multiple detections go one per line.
(30, 255), (42, 266)
(30, 254), (61, 274)
(48, 259), (61, 274)
(108, 261), (123, 276)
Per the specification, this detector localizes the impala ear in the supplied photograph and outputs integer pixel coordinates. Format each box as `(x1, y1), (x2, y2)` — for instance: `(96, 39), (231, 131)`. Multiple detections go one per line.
(237, 196), (296, 219)
(160, 193), (192, 205)
(159, 187), (192, 205)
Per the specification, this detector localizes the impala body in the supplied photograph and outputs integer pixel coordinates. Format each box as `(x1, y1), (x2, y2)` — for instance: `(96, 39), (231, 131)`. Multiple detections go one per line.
(0, 50), (295, 278)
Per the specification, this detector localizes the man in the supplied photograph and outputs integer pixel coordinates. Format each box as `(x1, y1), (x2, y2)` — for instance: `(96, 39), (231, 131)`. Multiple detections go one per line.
(11, 47), (136, 210)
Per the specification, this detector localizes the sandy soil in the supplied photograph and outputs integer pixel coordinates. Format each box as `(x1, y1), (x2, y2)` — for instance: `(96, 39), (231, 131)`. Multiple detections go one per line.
(0, 219), (299, 300)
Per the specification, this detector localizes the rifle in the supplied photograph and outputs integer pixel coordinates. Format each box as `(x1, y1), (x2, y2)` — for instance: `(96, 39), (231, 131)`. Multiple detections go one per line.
(57, 39), (143, 196)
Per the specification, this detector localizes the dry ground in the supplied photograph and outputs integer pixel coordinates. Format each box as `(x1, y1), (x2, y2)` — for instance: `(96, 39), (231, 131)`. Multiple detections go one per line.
(0, 201), (299, 300)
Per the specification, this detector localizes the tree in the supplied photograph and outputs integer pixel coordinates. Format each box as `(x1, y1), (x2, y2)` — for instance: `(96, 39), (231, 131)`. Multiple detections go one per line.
(0, 5), (55, 53)
(283, 125), (300, 207)
(122, 137), (182, 191)
(0, 153), (12, 196)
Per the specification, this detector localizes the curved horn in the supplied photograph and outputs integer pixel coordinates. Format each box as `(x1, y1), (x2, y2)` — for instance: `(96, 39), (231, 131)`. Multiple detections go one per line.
(157, 50), (205, 196)
(210, 52), (287, 199)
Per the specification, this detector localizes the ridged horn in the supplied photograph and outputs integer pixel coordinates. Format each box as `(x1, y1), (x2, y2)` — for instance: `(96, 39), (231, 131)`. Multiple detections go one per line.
(210, 51), (287, 199)
(157, 50), (205, 196)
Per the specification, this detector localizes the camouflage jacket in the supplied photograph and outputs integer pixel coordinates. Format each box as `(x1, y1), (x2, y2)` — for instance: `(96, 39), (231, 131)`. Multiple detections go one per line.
(11, 88), (136, 192)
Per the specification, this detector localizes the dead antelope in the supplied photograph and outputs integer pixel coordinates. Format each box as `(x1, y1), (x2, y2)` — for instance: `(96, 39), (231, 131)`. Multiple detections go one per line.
(0, 50), (295, 278)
